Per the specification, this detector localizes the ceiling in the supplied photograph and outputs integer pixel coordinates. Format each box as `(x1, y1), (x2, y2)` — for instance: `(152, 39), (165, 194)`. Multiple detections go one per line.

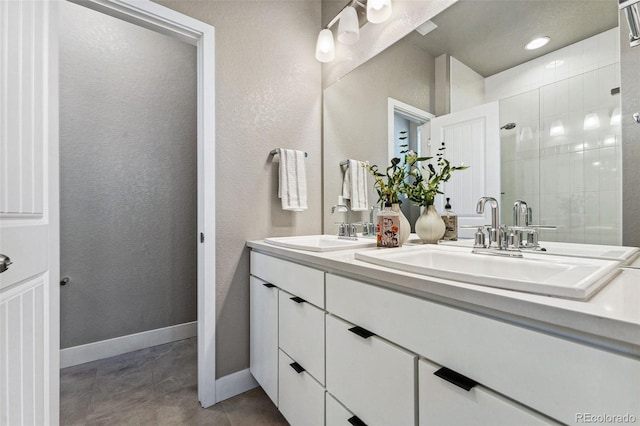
(405, 0), (619, 77)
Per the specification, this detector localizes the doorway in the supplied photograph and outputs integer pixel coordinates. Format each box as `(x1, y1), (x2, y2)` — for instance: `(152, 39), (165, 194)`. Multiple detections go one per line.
(388, 98), (434, 230)
(61, 0), (216, 408)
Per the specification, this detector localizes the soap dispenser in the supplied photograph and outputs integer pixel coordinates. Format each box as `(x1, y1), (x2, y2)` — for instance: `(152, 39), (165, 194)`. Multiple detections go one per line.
(376, 202), (400, 248)
(441, 197), (458, 241)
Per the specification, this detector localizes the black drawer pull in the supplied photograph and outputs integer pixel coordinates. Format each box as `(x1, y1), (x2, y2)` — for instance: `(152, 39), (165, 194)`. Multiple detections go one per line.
(348, 326), (376, 339)
(434, 367), (478, 391)
(262, 283), (276, 288)
(290, 296), (305, 304)
(348, 415), (367, 426)
(290, 362), (305, 374)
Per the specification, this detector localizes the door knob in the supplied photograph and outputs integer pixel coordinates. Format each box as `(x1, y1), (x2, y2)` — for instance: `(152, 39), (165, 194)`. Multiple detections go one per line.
(0, 254), (12, 273)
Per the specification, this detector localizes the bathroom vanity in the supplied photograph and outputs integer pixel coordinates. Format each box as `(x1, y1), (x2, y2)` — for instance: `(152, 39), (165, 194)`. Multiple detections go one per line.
(247, 239), (640, 426)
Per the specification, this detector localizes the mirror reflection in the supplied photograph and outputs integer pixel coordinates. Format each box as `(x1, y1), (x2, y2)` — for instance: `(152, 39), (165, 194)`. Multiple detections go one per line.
(323, 0), (626, 246)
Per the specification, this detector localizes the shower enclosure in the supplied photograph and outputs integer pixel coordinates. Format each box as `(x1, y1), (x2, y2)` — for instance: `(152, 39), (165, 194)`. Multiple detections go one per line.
(500, 63), (622, 245)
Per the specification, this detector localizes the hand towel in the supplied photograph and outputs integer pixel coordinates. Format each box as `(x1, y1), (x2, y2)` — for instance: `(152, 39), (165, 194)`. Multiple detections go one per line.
(341, 159), (368, 211)
(278, 148), (308, 211)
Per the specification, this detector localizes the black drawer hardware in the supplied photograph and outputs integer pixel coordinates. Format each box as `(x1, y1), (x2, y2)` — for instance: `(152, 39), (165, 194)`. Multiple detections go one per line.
(348, 326), (376, 339)
(262, 283), (276, 288)
(290, 362), (305, 374)
(434, 367), (478, 391)
(348, 415), (367, 426)
(290, 296), (306, 304)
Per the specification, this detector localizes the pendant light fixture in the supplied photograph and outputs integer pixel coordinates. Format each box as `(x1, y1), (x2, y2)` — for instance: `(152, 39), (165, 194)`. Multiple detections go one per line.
(315, 0), (393, 63)
(315, 28), (335, 63)
(367, 0), (392, 24)
(338, 6), (360, 45)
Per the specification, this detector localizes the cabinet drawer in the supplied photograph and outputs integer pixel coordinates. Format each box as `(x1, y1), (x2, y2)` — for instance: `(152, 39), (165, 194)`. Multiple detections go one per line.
(419, 358), (556, 426)
(251, 251), (324, 307)
(278, 350), (324, 426)
(279, 290), (325, 384)
(326, 392), (367, 426)
(326, 274), (640, 424)
(326, 315), (416, 426)
(249, 276), (278, 405)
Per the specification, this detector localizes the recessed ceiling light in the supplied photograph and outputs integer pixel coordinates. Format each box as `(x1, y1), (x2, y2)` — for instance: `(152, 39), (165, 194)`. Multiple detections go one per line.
(525, 36), (550, 50)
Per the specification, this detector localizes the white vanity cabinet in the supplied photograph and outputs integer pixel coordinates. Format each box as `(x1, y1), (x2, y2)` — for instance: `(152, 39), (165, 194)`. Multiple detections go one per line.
(278, 350), (325, 426)
(418, 358), (555, 426)
(250, 251), (326, 425)
(326, 273), (640, 425)
(326, 314), (416, 426)
(249, 275), (278, 405)
(250, 248), (640, 426)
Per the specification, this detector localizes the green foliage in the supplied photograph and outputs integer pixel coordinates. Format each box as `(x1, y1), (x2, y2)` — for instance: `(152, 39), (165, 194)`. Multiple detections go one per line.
(364, 131), (469, 207)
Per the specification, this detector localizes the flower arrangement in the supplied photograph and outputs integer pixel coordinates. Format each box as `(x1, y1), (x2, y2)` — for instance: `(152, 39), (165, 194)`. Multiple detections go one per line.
(364, 156), (406, 206)
(365, 131), (468, 207)
(403, 139), (469, 207)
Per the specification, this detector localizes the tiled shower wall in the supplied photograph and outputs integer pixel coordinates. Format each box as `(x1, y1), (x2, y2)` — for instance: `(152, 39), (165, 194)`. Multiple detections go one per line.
(487, 28), (621, 244)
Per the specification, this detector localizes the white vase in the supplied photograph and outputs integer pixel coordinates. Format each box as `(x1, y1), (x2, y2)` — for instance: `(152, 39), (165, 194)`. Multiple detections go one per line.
(415, 205), (445, 244)
(392, 203), (411, 246)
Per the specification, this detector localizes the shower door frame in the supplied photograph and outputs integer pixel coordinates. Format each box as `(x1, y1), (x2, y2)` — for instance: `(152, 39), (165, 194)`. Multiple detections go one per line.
(67, 0), (217, 408)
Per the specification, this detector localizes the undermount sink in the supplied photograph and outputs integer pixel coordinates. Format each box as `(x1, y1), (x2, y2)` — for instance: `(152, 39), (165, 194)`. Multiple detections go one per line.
(436, 239), (640, 265)
(264, 235), (376, 252)
(355, 245), (621, 300)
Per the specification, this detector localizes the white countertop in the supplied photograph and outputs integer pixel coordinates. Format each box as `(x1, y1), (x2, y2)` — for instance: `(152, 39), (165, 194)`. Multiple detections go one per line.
(247, 239), (640, 355)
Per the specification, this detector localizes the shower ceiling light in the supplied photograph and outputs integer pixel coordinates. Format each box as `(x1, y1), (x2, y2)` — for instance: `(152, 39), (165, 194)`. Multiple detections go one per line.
(550, 120), (565, 137)
(610, 107), (622, 125)
(584, 113), (601, 130)
(315, 29), (335, 63)
(525, 36), (550, 50)
(367, 0), (392, 24)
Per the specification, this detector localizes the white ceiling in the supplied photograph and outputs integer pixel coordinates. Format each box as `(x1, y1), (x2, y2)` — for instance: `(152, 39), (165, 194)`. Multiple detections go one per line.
(405, 0), (619, 77)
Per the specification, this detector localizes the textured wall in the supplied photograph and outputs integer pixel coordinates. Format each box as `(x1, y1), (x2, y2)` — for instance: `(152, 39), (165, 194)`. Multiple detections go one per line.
(323, 37), (435, 232)
(59, 1), (198, 348)
(620, 9), (640, 247)
(155, 0), (322, 378)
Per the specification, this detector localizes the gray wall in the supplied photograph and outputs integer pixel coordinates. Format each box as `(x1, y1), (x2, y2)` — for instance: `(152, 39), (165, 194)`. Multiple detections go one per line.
(621, 9), (640, 247)
(59, 1), (198, 348)
(155, 0), (323, 378)
(323, 37), (435, 232)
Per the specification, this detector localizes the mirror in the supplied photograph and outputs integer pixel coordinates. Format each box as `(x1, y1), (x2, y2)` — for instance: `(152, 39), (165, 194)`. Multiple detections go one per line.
(323, 0), (628, 248)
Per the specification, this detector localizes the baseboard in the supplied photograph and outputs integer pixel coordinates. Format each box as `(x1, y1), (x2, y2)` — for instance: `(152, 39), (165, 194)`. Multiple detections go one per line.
(215, 368), (259, 403)
(60, 321), (197, 368)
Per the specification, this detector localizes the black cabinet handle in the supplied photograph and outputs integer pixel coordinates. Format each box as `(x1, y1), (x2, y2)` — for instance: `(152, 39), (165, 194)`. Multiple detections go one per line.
(262, 283), (276, 288)
(290, 296), (305, 304)
(348, 415), (367, 426)
(348, 326), (376, 339)
(290, 362), (305, 374)
(434, 367), (477, 391)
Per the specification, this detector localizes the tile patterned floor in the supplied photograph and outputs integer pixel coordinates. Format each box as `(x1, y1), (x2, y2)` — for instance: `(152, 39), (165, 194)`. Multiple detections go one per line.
(60, 338), (288, 425)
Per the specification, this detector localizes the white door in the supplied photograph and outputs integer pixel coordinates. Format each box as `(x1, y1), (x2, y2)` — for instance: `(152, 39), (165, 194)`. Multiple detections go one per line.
(429, 102), (500, 238)
(0, 1), (59, 425)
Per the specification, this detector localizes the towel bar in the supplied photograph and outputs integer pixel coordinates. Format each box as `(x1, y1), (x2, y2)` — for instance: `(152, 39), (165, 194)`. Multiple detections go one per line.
(269, 149), (308, 158)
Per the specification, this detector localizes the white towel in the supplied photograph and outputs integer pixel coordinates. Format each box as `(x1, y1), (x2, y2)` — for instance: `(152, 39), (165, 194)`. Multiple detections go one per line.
(278, 148), (308, 211)
(341, 159), (368, 211)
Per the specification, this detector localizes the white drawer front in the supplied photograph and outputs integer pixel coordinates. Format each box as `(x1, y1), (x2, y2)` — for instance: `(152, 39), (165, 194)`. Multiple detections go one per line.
(326, 315), (416, 426)
(251, 251), (324, 307)
(278, 350), (324, 426)
(279, 290), (325, 384)
(419, 358), (557, 426)
(326, 274), (640, 425)
(326, 392), (361, 426)
(249, 276), (278, 405)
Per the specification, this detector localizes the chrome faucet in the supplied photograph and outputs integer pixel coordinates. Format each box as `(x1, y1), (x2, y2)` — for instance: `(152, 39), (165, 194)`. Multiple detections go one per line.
(476, 197), (501, 248)
(331, 199), (357, 240)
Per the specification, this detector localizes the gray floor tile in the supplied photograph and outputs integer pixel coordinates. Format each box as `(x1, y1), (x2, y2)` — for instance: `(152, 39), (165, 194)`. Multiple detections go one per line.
(60, 338), (285, 426)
